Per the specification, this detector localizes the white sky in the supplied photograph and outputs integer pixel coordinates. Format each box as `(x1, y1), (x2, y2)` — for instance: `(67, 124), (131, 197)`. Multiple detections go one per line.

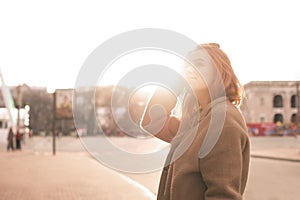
(1, 0), (300, 90)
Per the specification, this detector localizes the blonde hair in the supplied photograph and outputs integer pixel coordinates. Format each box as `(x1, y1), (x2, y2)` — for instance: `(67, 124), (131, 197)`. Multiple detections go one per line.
(200, 43), (244, 106)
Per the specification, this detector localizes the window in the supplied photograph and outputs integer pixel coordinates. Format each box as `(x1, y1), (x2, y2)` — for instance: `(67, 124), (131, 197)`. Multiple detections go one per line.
(291, 113), (297, 123)
(273, 95), (283, 108)
(260, 116), (265, 123)
(273, 113), (283, 123)
(291, 95), (297, 108)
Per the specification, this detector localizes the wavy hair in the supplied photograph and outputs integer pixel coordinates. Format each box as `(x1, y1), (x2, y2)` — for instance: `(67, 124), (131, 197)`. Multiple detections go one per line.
(185, 43), (244, 106)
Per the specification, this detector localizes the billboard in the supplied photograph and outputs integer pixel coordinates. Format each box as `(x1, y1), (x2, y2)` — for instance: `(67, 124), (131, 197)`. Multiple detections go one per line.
(55, 89), (73, 119)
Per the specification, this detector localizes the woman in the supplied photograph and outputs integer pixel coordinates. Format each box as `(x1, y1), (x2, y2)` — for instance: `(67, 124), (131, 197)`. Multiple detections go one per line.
(140, 43), (250, 200)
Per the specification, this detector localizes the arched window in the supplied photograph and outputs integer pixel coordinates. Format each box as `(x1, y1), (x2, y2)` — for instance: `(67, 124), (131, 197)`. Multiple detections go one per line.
(273, 113), (283, 123)
(291, 113), (297, 123)
(291, 95), (297, 108)
(273, 95), (283, 108)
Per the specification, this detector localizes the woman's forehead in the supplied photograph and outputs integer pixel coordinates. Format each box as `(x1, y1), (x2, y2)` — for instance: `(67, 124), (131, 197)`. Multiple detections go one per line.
(184, 49), (213, 68)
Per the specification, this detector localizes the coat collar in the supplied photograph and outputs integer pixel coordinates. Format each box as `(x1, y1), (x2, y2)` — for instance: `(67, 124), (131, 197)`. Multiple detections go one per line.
(199, 96), (228, 121)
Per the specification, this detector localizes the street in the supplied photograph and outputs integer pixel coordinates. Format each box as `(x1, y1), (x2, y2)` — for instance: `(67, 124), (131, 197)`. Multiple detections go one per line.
(245, 158), (300, 200)
(245, 136), (300, 200)
(1, 136), (300, 199)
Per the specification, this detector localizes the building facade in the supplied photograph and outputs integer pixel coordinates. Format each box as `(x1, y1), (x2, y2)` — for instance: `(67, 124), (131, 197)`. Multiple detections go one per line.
(241, 81), (299, 124)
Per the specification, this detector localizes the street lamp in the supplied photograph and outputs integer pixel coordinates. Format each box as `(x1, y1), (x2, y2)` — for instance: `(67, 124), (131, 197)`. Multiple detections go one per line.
(47, 87), (56, 156)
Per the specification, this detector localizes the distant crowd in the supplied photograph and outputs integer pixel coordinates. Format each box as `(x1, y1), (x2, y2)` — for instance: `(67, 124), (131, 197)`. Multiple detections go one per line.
(248, 122), (300, 137)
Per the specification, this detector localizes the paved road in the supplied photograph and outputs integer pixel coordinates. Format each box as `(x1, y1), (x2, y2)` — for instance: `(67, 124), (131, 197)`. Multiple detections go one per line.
(124, 136), (300, 200)
(244, 158), (300, 200)
(0, 151), (155, 200)
(245, 136), (300, 200)
(1, 136), (300, 199)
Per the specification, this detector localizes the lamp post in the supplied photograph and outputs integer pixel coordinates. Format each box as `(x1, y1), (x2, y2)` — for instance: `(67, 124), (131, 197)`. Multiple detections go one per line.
(52, 91), (56, 155)
(47, 87), (56, 156)
(15, 84), (23, 150)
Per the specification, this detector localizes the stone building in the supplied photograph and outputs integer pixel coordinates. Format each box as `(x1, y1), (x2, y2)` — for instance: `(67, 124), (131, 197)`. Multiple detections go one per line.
(241, 81), (299, 124)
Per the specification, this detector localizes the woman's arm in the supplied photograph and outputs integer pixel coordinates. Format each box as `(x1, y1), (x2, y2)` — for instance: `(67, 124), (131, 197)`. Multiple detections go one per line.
(140, 87), (180, 143)
(199, 126), (250, 199)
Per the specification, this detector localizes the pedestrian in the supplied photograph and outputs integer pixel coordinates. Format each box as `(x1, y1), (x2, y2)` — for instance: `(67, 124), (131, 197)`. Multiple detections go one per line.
(139, 43), (250, 199)
(29, 128), (33, 138)
(15, 129), (22, 150)
(7, 127), (14, 151)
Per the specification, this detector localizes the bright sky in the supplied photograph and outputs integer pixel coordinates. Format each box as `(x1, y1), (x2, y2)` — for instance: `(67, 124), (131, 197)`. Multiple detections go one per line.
(1, 0), (300, 91)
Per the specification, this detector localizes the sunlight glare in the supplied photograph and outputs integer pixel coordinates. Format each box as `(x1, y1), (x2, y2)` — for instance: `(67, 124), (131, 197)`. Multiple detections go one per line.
(97, 49), (184, 88)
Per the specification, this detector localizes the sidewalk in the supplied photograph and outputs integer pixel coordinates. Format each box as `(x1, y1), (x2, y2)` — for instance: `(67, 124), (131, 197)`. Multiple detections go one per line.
(250, 136), (300, 162)
(0, 150), (156, 200)
(251, 148), (300, 162)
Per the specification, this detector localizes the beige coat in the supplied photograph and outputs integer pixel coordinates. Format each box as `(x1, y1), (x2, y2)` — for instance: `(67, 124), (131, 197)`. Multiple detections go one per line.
(157, 98), (250, 200)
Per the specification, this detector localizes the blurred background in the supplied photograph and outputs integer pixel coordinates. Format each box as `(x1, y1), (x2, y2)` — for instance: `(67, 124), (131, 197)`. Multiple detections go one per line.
(1, 1), (300, 200)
